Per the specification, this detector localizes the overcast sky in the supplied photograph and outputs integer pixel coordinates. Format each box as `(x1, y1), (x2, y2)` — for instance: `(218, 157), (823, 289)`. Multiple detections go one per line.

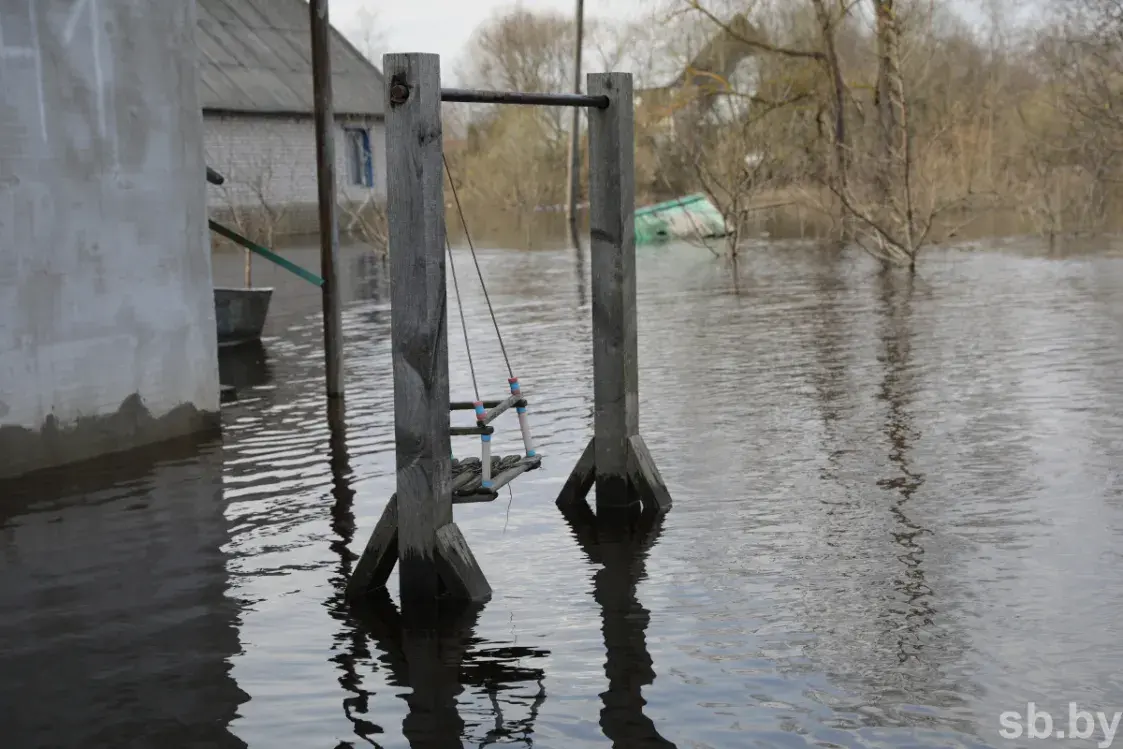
(325, 0), (1039, 81)
(328, 0), (641, 63)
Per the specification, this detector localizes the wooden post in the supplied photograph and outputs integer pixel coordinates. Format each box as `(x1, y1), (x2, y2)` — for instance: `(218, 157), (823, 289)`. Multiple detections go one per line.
(588, 73), (638, 509)
(382, 52), (490, 606)
(557, 73), (672, 517)
(309, 0), (345, 399)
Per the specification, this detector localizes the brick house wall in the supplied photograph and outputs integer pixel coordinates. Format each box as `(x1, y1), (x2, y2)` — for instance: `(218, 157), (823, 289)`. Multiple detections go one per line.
(203, 113), (386, 238)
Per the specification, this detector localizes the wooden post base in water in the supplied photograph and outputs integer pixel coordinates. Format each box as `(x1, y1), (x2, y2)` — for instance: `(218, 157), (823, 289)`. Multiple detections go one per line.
(558, 73), (672, 520)
(345, 52), (494, 608)
(346, 495), (492, 603)
(556, 435), (672, 515)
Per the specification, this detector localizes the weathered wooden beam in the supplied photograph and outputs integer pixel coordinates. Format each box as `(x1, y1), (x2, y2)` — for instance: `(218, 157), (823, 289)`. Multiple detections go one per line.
(452, 492), (498, 505)
(450, 399), (504, 410)
(453, 456), (542, 501)
(385, 52), (489, 605)
(556, 436), (596, 509)
(435, 523), (492, 601)
(449, 424), (494, 437)
(451, 465), (482, 495)
(346, 495), (399, 600)
(488, 458), (540, 493)
(627, 434), (672, 512)
(481, 394), (524, 425)
(588, 72), (638, 510)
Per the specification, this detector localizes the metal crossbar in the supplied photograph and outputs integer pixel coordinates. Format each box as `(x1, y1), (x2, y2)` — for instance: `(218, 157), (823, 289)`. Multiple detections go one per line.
(440, 88), (609, 109)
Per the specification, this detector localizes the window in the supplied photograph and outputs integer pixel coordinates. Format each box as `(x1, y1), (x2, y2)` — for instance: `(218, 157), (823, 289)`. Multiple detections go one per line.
(344, 127), (374, 188)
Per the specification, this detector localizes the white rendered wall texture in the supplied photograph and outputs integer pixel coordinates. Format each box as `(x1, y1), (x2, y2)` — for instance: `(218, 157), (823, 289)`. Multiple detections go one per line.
(0, 0), (219, 478)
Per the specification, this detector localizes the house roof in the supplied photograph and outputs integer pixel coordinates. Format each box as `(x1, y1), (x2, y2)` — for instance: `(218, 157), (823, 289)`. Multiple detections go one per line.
(195, 0), (385, 117)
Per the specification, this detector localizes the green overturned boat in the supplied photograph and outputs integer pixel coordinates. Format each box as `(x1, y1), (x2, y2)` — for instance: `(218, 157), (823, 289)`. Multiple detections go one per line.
(635, 193), (730, 245)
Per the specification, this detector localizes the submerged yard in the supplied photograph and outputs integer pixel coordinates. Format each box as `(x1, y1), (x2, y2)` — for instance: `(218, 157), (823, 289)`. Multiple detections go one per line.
(3, 238), (1123, 748)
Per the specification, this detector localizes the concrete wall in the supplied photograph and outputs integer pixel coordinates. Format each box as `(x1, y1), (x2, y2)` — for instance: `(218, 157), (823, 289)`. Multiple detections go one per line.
(203, 113), (386, 236)
(0, 0), (220, 479)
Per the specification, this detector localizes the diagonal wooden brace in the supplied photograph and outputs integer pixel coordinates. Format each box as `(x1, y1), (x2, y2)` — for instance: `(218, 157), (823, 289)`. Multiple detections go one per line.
(347, 496), (492, 603)
(555, 435), (672, 514)
(347, 495), (400, 601)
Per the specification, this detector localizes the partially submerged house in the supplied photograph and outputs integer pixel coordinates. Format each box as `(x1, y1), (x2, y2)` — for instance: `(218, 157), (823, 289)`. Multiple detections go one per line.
(196, 0), (386, 239)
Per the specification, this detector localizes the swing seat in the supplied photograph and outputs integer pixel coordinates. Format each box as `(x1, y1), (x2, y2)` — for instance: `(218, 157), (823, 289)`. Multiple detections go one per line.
(452, 454), (543, 502)
(448, 377), (541, 502)
(443, 158), (540, 504)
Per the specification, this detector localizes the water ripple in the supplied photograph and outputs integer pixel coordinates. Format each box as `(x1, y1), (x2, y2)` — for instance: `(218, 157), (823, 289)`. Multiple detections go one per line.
(5, 241), (1123, 747)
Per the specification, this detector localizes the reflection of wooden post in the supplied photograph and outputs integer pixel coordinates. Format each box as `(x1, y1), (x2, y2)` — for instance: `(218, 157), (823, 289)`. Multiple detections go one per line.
(558, 505), (675, 747)
(557, 73), (673, 517)
(347, 52), (489, 609)
(349, 593), (550, 746)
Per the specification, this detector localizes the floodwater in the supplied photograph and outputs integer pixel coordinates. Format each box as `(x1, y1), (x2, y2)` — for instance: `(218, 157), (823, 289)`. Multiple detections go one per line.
(4, 236), (1123, 748)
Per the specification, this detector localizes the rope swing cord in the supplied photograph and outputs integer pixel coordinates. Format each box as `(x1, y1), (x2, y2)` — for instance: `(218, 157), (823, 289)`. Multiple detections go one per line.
(442, 151), (541, 486)
(443, 152), (514, 381)
(445, 233), (480, 403)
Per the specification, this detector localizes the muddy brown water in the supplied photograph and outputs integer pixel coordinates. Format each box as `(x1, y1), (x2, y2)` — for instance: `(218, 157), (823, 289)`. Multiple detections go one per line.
(4, 236), (1123, 748)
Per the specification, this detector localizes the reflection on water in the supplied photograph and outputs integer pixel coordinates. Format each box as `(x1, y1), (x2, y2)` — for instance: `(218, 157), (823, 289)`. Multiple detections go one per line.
(873, 270), (932, 669)
(0, 437), (248, 748)
(219, 340), (274, 391)
(560, 501), (676, 747)
(6, 238), (1123, 747)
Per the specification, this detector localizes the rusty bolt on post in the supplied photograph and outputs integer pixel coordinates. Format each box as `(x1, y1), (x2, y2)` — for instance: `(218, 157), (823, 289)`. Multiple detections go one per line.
(389, 83), (410, 106)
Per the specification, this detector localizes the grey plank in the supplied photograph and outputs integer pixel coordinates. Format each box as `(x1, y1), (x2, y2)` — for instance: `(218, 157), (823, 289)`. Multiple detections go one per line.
(627, 434), (672, 512)
(556, 436), (596, 509)
(386, 53), (452, 605)
(588, 72), (638, 509)
(346, 495), (399, 600)
(435, 523), (492, 602)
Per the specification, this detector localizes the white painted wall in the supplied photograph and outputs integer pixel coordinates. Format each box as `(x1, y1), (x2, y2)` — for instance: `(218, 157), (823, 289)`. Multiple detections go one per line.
(0, 0), (218, 475)
(203, 114), (387, 212)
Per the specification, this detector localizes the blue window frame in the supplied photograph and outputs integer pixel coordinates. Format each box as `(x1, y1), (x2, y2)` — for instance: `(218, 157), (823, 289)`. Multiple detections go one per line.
(344, 127), (374, 188)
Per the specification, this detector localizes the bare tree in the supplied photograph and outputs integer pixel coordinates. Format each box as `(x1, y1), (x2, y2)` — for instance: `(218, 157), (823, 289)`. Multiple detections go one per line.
(207, 137), (297, 285)
(342, 194), (388, 255)
(831, 0), (996, 270)
(442, 1), (1123, 259)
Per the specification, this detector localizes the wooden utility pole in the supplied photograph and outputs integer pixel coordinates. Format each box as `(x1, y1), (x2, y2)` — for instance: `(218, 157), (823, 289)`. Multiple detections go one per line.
(309, 0), (345, 399)
(565, 0), (586, 250)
